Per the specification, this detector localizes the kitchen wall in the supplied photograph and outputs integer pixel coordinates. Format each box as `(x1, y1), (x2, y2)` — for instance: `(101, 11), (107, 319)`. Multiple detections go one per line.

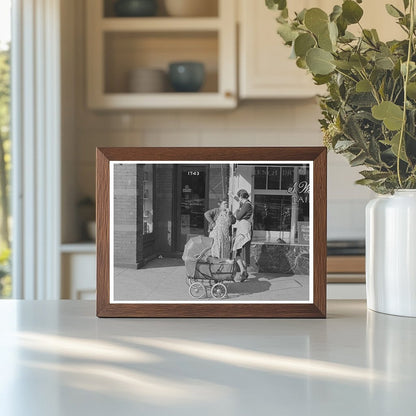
(61, 0), (374, 243)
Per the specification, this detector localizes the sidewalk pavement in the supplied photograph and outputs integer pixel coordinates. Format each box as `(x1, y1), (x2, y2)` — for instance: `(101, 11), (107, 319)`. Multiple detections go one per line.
(114, 257), (310, 302)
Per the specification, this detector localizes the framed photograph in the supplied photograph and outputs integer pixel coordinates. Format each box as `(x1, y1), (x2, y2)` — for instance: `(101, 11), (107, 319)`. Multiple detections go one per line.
(96, 147), (327, 318)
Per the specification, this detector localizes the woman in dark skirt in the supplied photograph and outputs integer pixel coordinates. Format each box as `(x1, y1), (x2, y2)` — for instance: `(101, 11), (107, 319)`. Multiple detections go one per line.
(231, 189), (253, 282)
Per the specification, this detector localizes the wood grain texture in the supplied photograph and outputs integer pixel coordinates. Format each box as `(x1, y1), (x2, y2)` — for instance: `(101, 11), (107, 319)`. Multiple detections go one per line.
(96, 147), (327, 318)
(96, 148), (110, 317)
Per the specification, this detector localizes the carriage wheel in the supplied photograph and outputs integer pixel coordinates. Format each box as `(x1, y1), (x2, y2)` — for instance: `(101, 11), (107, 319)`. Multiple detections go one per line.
(186, 276), (196, 286)
(189, 282), (206, 299)
(211, 283), (227, 299)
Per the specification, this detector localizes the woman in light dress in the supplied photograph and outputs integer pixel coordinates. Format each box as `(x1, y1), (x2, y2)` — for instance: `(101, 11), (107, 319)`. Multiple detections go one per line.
(204, 199), (235, 259)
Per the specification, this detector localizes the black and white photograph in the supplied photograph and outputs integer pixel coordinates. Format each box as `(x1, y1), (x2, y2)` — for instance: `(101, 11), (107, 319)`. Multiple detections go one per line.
(110, 161), (312, 303)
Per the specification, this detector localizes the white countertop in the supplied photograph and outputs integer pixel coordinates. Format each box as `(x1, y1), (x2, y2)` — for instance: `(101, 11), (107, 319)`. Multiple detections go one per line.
(0, 300), (415, 415)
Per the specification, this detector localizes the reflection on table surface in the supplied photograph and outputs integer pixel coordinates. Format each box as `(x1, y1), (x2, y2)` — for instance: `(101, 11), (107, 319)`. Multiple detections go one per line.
(0, 300), (415, 416)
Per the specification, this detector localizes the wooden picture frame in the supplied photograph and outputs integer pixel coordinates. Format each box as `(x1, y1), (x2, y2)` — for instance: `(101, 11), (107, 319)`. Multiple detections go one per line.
(96, 147), (327, 318)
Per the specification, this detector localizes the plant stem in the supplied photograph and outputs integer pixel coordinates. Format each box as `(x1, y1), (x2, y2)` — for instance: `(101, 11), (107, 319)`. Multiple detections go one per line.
(334, 68), (358, 84)
(397, 0), (415, 188)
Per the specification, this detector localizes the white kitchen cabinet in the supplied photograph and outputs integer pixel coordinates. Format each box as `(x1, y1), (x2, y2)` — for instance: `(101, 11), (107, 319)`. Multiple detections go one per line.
(61, 245), (96, 300)
(86, 0), (237, 109)
(239, 0), (325, 99)
(238, 0), (404, 99)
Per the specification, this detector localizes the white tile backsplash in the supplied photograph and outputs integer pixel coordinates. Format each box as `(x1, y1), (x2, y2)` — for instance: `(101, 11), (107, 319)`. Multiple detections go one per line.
(74, 99), (370, 240)
(328, 199), (369, 240)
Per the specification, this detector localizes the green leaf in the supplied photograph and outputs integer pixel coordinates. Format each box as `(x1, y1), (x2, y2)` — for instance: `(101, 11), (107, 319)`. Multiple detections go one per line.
(318, 27), (334, 52)
(343, 114), (367, 147)
(371, 29), (380, 42)
(304, 8), (329, 35)
(355, 178), (377, 186)
(350, 54), (368, 70)
(372, 101), (404, 131)
(403, 0), (410, 10)
(296, 57), (308, 69)
(401, 61), (416, 76)
(383, 132), (409, 162)
(356, 79), (372, 92)
(407, 82), (416, 99)
(342, 1), (363, 24)
(362, 29), (376, 46)
(313, 74), (332, 85)
(330, 5), (342, 22)
(339, 31), (356, 43)
(277, 23), (298, 43)
(294, 33), (316, 58)
(385, 4), (404, 18)
(306, 48), (335, 75)
(333, 60), (353, 70)
(350, 151), (367, 167)
(360, 170), (391, 181)
(296, 8), (307, 23)
(334, 139), (355, 151)
(369, 136), (382, 163)
(375, 55), (395, 70)
(266, 0), (287, 11)
(328, 21), (338, 44)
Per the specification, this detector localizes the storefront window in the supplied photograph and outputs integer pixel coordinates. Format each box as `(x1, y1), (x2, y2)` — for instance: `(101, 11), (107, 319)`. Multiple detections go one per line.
(143, 165), (154, 235)
(267, 166), (280, 189)
(252, 164), (310, 243)
(254, 166), (267, 189)
(281, 167), (294, 190)
(253, 165), (295, 191)
(253, 195), (292, 232)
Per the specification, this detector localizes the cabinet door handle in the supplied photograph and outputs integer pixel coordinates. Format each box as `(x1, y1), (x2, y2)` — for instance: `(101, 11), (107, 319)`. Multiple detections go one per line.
(225, 91), (234, 99)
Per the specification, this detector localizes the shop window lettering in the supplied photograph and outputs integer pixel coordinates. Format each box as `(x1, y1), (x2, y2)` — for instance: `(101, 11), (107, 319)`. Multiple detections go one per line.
(287, 181), (310, 195)
(287, 181), (310, 203)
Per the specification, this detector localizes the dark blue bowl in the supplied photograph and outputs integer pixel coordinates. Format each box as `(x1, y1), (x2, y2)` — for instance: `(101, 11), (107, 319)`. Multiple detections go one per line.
(114, 0), (157, 17)
(168, 62), (205, 93)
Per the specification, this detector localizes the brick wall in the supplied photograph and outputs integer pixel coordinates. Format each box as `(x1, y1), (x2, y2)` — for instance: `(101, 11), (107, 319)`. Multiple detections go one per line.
(113, 164), (144, 267)
(155, 164), (174, 253)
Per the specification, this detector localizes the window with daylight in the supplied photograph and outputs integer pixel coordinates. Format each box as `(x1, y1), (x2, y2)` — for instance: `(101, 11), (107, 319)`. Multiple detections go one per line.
(0, 0), (11, 298)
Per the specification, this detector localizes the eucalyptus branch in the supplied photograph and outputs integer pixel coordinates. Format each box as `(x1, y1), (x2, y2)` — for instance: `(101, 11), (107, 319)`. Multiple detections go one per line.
(393, 85), (404, 103)
(397, 0), (415, 188)
(390, 79), (398, 101)
(334, 68), (359, 83)
(359, 69), (381, 104)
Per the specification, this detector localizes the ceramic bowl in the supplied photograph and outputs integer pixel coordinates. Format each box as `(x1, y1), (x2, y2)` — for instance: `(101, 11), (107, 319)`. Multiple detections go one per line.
(128, 68), (167, 93)
(114, 0), (158, 17)
(168, 62), (205, 92)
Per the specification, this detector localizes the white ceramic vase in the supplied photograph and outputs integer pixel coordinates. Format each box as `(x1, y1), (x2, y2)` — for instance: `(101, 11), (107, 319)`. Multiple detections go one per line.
(366, 190), (416, 317)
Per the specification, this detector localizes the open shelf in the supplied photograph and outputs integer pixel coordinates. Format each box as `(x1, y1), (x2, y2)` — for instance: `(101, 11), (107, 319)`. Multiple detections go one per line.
(104, 31), (218, 94)
(91, 92), (234, 109)
(102, 17), (221, 32)
(87, 0), (236, 109)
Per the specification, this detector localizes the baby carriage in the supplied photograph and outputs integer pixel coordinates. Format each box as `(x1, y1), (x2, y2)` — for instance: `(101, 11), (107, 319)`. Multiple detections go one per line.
(182, 235), (239, 299)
